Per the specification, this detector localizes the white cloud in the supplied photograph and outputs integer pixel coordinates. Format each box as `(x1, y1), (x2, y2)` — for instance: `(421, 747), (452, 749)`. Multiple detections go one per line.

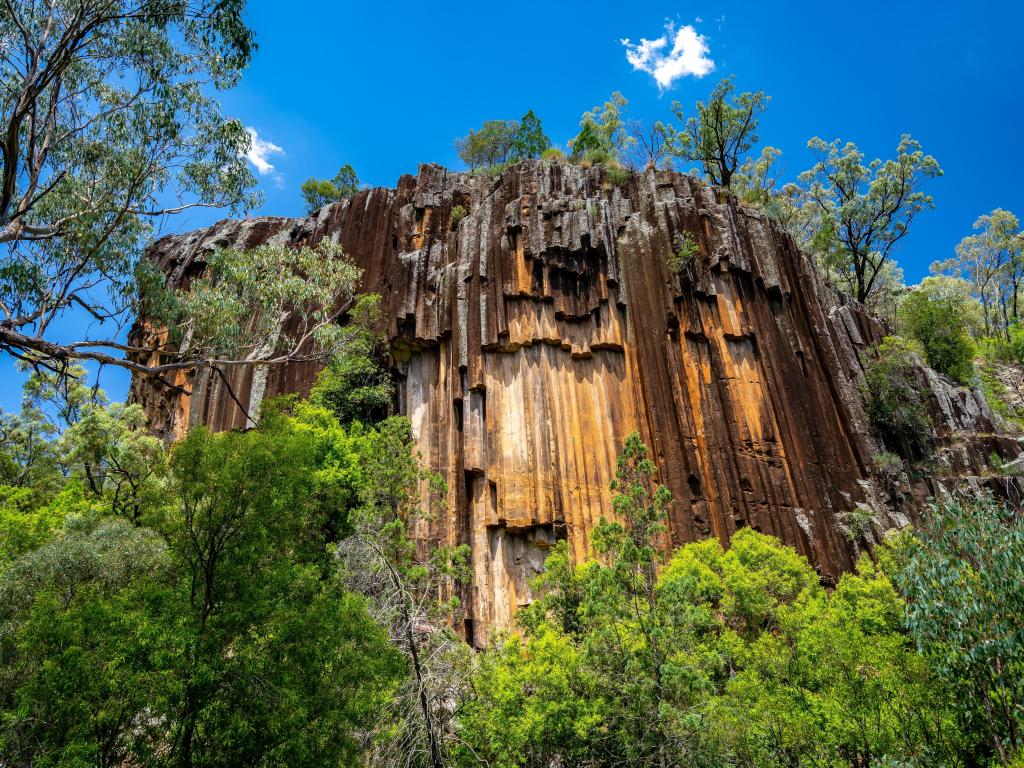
(244, 127), (284, 176)
(621, 22), (715, 90)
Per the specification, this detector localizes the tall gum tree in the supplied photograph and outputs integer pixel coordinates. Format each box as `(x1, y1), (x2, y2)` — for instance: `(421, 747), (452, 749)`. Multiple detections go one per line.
(0, 0), (358, 403)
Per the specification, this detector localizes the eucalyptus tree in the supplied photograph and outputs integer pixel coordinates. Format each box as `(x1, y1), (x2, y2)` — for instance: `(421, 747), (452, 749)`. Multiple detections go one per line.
(934, 209), (1023, 336)
(300, 164), (360, 213)
(664, 76), (768, 188)
(0, 0), (358, 397)
(336, 417), (470, 768)
(798, 134), (942, 304)
(570, 91), (633, 161)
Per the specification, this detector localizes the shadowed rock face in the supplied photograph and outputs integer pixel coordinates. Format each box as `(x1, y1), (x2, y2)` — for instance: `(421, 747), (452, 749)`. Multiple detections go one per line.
(131, 160), (1022, 645)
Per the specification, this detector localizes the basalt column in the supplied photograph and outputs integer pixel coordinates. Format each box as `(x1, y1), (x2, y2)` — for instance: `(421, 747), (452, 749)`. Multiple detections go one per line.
(131, 160), (1017, 645)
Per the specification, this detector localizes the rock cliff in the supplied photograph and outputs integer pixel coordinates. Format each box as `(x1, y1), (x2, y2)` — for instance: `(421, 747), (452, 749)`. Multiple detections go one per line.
(131, 160), (1022, 645)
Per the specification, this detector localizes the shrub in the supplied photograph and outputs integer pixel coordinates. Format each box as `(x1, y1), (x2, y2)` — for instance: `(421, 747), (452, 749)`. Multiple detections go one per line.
(541, 147), (565, 162)
(605, 167), (631, 187)
(897, 288), (976, 384)
(470, 160), (511, 178)
(450, 204), (467, 225)
(584, 148), (612, 166)
(898, 494), (1024, 764)
(666, 231), (700, 276)
(873, 450), (905, 495)
(978, 360), (1024, 429)
(840, 503), (875, 541)
(862, 336), (934, 461)
(987, 322), (1024, 365)
(300, 164), (360, 214)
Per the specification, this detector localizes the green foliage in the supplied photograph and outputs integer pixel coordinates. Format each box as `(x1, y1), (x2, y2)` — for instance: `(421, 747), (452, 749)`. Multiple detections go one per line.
(309, 294), (392, 427)
(338, 416), (470, 768)
(569, 120), (603, 159)
(934, 209), (1024, 338)
(897, 285), (977, 383)
(570, 92), (633, 161)
(0, 0), (259, 376)
(584, 148), (613, 166)
(151, 239), (363, 380)
(712, 549), (964, 767)
(874, 450), (906, 497)
(862, 336), (934, 461)
(987, 321), (1024, 365)
(840, 503), (876, 541)
(798, 135), (942, 303)
(540, 147), (566, 161)
(667, 231), (701, 276)
(450, 204), (468, 225)
(60, 402), (168, 522)
(899, 495), (1024, 764)
(665, 76), (769, 188)
(0, 402), (407, 767)
(978, 358), (1024, 429)
(455, 111), (550, 170)
(464, 432), (965, 767)
(732, 145), (784, 206)
(453, 627), (606, 768)
(300, 164), (360, 213)
(606, 167), (631, 187)
(511, 110), (551, 160)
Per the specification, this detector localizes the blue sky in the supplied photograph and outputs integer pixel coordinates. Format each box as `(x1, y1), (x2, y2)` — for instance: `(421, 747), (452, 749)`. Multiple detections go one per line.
(2, 0), (1022, 410)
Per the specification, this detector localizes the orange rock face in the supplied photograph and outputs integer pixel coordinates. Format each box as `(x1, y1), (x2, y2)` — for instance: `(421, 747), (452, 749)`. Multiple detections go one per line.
(131, 161), (1021, 645)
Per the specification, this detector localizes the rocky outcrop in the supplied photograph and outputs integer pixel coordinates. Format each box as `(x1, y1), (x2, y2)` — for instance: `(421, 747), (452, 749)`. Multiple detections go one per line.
(131, 160), (1022, 645)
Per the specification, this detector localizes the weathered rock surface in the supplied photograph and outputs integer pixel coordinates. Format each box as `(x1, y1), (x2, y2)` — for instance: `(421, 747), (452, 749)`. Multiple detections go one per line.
(131, 160), (1022, 645)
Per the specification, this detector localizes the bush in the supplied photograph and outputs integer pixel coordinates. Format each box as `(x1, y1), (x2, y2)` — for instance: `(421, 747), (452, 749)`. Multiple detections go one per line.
(470, 160), (511, 178)
(979, 359), (1024, 429)
(541, 147), (565, 162)
(450, 204), (467, 225)
(666, 231), (700, 276)
(898, 494), (1024, 764)
(862, 336), (934, 461)
(840, 503), (875, 541)
(300, 164), (359, 214)
(987, 322), (1024, 365)
(897, 288), (976, 383)
(873, 450), (905, 495)
(605, 167), (631, 187)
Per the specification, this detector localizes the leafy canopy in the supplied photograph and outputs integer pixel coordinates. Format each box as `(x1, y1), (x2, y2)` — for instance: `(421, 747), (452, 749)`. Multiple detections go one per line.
(300, 164), (360, 214)
(0, 0), (258, 376)
(665, 76), (769, 188)
(799, 135), (942, 303)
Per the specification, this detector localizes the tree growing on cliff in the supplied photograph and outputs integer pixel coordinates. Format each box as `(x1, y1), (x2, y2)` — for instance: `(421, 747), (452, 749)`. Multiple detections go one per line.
(570, 92), (634, 161)
(897, 281), (977, 384)
(664, 76), (769, 188)
(511, 110), (551, 161)
(454, 120), (519, 169)
(138, 239), (363, 412)
(0, 0), (269, 380)
(797, 135), (942, 303)
(455, 112), (551, 170)
(300, 164), (361, 213)
(933, 209), (1023, 337)
(862, 336), (934, 461)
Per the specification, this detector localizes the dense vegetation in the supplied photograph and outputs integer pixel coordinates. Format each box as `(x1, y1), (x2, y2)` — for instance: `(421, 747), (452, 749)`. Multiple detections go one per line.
(3, 368), (1023, 766)
(2, 2), (1023, 767)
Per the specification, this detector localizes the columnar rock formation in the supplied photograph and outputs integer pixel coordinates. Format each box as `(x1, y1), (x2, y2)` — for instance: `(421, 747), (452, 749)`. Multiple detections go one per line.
(131, 160), (1021, 645)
